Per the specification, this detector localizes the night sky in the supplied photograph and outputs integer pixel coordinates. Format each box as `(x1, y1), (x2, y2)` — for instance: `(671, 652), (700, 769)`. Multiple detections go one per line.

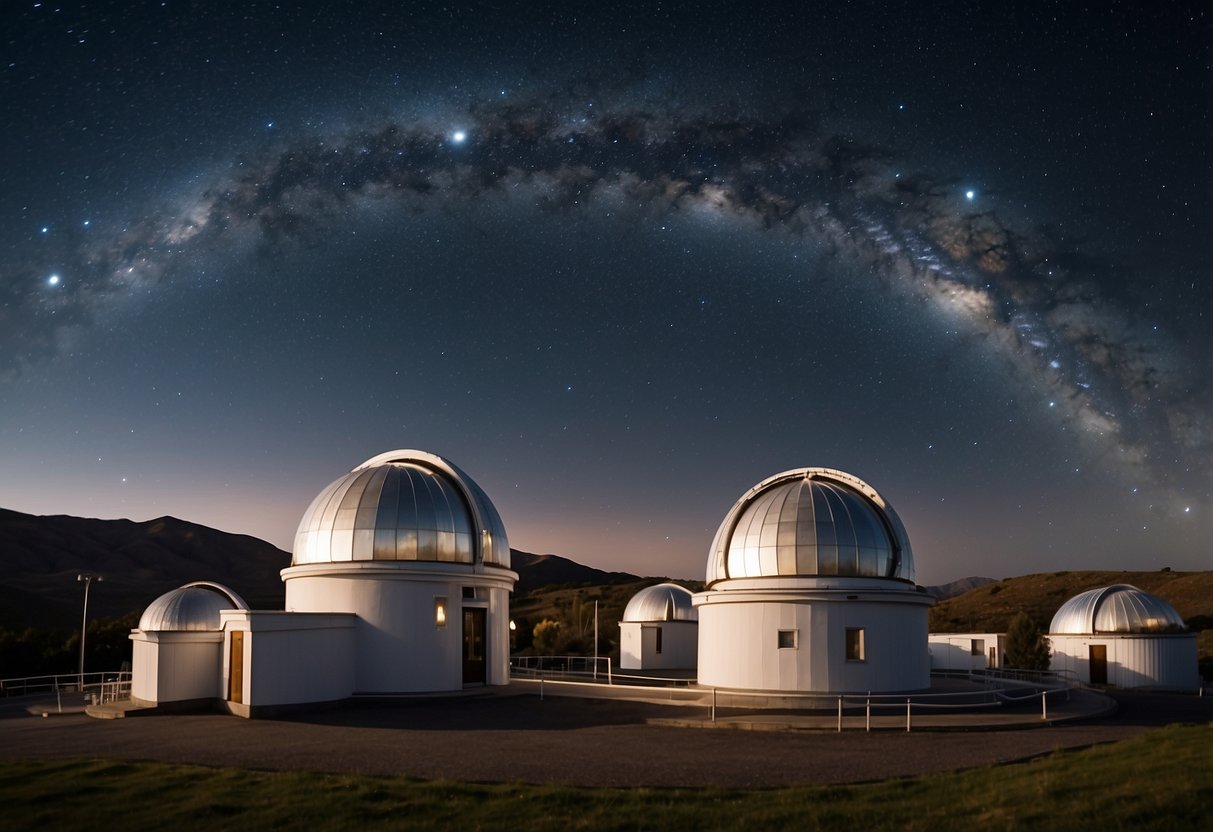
(2, 1), (1209, 585)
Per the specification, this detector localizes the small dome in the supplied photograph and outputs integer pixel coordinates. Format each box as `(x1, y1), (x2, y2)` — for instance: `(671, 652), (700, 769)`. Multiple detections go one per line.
(1050, 584), (1187, 634)
(707, 468), (914, 584)
(139, 582), (248, 631)
(622, 583), (698, 622)
(292, 449), (510, 568)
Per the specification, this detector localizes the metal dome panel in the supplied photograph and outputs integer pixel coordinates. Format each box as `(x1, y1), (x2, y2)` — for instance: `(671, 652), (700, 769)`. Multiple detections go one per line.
(707, 468), (914, 584)
(1049, 584), (1187, 634)
(292, 450), (510, 568)
(138, 582), (248, 631)
(622, 583), (698, 622)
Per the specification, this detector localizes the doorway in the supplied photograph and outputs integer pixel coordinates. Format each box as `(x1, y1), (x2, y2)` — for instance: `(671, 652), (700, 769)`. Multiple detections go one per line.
(463, 608), (486, 684)
(1088, 644), (1108, 685)
(228, 631), (244, 704)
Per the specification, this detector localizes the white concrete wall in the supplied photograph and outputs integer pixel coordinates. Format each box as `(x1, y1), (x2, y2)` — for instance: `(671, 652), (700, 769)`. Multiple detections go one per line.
(928, 633), (1004, 671)
(129, 630), (223, 704)
(695, 581), (931, 692)
(1049, 633), (1200, 689)
(282, 562), (516, 693)
(619, 621), (698, 670)
(221, 612), (357, 707)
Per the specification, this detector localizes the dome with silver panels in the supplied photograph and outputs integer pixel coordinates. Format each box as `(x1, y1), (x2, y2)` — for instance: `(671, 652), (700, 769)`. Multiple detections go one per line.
(138, 582), (248, 631)
(1049, 584), (1187, 634)
(622, 583), (698, 622)
(292, 449), (510, 568)
(707, 468), (914, 584)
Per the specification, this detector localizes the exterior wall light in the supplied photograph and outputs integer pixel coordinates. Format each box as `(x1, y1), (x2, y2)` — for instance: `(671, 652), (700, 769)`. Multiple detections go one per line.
(434, 597), (447, 628)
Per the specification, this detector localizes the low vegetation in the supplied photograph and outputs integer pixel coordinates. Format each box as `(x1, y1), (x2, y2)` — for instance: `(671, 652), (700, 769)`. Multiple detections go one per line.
(0, 723), (1208, 830)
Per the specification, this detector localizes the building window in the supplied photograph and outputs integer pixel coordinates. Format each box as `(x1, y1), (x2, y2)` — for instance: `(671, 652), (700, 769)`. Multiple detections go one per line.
(655, 626), (663, 654)
(971, 638), (985, 657)
(846, 628), (865, 661)
(777, 629), (798, 649)
(462, 586), (476, 599)
(434, 597), (447, 628)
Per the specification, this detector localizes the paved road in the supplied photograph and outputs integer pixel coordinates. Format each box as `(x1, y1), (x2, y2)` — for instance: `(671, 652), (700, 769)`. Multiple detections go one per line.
(0, 691), (1208, 788)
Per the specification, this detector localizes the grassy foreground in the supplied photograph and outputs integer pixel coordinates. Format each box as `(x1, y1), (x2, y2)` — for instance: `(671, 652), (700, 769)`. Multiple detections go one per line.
(1, 723), (1209, 831)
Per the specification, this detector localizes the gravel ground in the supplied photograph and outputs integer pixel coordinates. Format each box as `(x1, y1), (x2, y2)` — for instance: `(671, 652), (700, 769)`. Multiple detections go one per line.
(0, 691), (1208, 788)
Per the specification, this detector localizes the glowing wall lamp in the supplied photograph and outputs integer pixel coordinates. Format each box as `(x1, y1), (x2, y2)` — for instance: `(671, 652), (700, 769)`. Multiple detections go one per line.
(434, 597), (447, 628)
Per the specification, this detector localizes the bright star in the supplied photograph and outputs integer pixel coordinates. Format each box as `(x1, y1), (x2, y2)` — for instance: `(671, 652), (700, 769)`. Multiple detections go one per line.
(82, 219), (90, 227)
(47, 274), (60, 286)
(965, 190), (975, 201)
(40, 226), (49, 234)
(451, 130), (467, 144)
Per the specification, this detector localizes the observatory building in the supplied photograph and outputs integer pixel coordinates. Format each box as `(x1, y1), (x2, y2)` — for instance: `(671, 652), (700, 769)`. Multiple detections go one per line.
(618, 582), (698, 671)
(1048, 584), (1199, 690)
(693, 468), (932, 693)
(130, 450), (517, 716)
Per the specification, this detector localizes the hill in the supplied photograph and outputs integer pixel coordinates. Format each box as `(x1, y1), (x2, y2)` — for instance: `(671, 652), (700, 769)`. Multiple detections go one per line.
(510, 550), (642, 593)
(0, 508), (291, 628)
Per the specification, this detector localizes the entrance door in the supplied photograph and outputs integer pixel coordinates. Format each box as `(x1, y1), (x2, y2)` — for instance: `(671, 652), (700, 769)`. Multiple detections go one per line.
(1088, 644), (1108, 685)
(463, 608), (486, 684)
(228, 631), (244, 704)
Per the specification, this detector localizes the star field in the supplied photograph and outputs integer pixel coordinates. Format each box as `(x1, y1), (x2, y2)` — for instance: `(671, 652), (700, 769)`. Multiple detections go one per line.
(0, 1), (1209, 583)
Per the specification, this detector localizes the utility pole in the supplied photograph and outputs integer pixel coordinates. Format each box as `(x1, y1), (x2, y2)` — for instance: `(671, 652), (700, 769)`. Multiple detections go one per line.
(77, 572), (103, 692)
(593, 599), (599, 680)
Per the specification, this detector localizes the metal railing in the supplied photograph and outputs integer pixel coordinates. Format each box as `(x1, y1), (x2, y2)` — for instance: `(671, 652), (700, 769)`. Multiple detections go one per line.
(511, 655), (613, 683)
(0, 671), (132, 703)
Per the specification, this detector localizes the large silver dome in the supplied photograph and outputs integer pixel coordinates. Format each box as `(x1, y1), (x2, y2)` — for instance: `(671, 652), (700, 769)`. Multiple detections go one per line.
(707, 468), (914, 584)
(139, 582), (248, 631)
(1049, 585), (1187, 634)
(292, 450), (510, 568)
(622, 583), (698, 622)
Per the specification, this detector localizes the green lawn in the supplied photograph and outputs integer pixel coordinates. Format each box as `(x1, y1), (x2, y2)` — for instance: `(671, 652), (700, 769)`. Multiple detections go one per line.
(1, 723), (1209, 831)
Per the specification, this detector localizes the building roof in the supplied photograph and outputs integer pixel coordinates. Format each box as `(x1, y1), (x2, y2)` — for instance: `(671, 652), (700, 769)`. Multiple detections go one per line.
(706, 467), (914, 584)
(622, 582), (698, 622)
(291, 449), (510, 568)
(1049, 584), (1187, 634)
(138, 582), (248, 631)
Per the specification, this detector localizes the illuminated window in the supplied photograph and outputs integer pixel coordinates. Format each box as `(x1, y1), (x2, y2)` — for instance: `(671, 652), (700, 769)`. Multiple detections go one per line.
(777, 629), (798, 649)
(434, 597), (447, 628)
(846, 628), (865, 661)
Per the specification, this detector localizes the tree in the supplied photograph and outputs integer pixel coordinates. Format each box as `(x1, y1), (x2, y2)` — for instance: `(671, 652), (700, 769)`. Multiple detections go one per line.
(1004, 611), (1051, 671)
(532, 619), (561, 654)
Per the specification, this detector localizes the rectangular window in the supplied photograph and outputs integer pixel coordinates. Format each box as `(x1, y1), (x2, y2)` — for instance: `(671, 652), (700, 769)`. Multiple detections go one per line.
(971, 638), (985, 657)
(655, 626), (663, 654)
(777, 629), (798, 649)
(462, 586), (476, 600)
(434, 597), (447, 628)
(846, 627), (865, 661)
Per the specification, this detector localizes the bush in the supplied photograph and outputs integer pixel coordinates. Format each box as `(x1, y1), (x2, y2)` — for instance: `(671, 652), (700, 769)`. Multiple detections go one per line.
(1005, 611), (1051, 671)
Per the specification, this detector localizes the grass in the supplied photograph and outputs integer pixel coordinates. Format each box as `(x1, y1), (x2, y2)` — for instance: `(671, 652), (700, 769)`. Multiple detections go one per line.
(0, 723), (1209, 830)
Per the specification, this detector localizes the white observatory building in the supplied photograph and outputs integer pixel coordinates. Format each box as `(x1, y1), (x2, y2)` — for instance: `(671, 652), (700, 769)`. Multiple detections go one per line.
(618, 582), (698, 671)
(1048, 584), (1200, 690)
(130, 450), (517, 716)
(694, 468), (933, 693)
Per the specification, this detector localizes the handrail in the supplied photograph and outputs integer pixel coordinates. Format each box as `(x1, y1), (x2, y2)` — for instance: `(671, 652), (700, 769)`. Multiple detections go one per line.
(0, 671), (132, 699)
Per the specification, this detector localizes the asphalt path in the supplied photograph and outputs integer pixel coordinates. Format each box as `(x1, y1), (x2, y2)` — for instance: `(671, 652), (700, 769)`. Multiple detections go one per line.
(0, 691), (1209, 788)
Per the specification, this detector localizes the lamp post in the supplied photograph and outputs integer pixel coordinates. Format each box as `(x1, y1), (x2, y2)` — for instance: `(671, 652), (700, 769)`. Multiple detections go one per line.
(77, 572), (102, 691)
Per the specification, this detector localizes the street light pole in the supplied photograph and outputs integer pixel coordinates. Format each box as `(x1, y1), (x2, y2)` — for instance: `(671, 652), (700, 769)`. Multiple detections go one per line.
(77, 572), (102, 691)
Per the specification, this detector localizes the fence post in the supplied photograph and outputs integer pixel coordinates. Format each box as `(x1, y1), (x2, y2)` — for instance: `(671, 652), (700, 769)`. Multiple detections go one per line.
(540, 678), (544, 701)
(837, 696), (842, 732)
(866, 697), (871, 732)
(1041, 690), (1047, 720)
(905, 697), (911, 732)
(712, 688), (717, 723)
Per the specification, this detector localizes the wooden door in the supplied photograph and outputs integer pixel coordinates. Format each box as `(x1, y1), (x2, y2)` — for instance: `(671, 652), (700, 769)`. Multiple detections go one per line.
(463, 608), (486, 684)
(1088, 644), (1107, 685)
(228, 631), (244, 703)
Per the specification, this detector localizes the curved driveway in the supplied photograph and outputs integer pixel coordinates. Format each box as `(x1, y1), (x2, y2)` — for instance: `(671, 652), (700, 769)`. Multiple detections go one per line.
(1, 691), (1208, 788)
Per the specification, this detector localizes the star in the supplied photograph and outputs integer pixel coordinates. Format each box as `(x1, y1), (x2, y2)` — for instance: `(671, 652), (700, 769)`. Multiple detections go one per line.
(47, 274), (60, 286)
(451, 130), (467, 144)
(965, 190), (976, 201)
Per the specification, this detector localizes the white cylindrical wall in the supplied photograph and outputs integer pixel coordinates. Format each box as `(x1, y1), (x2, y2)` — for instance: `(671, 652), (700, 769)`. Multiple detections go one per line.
(1049, 633), (1200, 690)
(282, 562), (515, 693)
(619, 621), (698, 670)
(696, 582), (931, 692)
(129, 631), (223, 705)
